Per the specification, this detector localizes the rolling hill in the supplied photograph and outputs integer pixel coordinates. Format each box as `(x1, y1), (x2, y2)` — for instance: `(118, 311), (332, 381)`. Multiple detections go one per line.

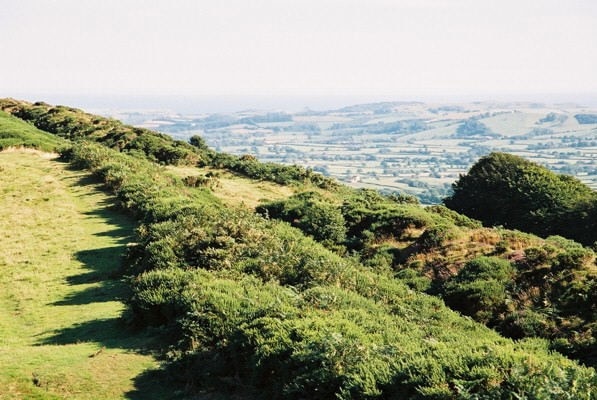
(126, 100), (597, 203)
(0, 98), (595, 399)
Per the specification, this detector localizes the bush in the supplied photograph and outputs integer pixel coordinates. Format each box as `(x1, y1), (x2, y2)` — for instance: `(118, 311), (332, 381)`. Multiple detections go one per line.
(445, 152), (597, 245)
(426, 205), (482, 229)
(443, 257), (514, 323)
(257, 192), (347, 249)
(211, 152), (339, 189)
(417, 224), (458, 250)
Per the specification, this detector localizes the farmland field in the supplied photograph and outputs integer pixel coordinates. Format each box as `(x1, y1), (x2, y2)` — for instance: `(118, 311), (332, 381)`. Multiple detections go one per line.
(113, 101), (597, 203)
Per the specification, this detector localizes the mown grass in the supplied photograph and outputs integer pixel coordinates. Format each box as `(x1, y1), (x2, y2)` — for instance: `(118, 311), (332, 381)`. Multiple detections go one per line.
(0, 151), (180, 399)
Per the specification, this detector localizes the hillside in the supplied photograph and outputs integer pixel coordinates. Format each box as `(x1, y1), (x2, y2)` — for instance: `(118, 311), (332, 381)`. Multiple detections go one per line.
(0, 98), (595, 398)
(0, 110), (64, 152)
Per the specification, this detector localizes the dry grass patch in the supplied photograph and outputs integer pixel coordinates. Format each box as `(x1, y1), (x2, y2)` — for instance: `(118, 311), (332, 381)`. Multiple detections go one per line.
(166, 165), (295, 208)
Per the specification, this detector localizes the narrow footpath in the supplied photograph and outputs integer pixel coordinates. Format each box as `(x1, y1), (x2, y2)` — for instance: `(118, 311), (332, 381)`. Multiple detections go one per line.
(0, 150), (173, 399)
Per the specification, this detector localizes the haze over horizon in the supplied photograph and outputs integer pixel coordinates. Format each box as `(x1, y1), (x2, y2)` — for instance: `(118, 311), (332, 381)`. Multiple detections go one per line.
(2, 0), (597, 112)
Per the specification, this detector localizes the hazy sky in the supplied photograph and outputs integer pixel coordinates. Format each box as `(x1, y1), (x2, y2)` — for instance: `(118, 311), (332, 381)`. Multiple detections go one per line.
(1, 0), (596, 100)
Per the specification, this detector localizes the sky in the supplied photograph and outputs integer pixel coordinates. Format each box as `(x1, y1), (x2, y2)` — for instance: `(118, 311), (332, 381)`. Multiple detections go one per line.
(1, 0), (597, 107)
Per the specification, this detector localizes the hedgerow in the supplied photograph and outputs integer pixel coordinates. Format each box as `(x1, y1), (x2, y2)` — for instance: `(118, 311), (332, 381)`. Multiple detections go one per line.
(0, 98), (339, 189)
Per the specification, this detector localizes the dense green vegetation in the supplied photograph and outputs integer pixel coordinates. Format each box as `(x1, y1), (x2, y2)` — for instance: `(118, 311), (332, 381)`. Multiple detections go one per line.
(211, 152), (339, 189)
(258, 188), (597, 366)
(2, 98), (597, 398)
(0, 98), (338, 190)
(63, 141), (596, 398)
(445, 152), (597, 245)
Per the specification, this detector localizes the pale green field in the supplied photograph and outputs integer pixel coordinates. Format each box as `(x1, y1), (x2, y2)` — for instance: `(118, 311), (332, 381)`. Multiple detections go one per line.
(0, 150), (179, 399)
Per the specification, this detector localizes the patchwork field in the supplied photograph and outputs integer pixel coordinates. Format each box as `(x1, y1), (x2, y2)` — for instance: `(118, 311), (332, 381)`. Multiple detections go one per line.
(123, 101), (597, 203)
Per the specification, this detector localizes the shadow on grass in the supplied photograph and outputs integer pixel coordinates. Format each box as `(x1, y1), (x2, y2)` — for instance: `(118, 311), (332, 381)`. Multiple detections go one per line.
(125, 366), (190, 400)
(65, 166), (137, 245)
(50, 245), (129, 305)
(42, 162), (190, 398)
(52, 170), (135, 306)
(39, 199), (155, 350)
(52, 279), (128, 306)
(82, 201), (136, 246)
(40, 318), (138, 348)
(125, 359), (252, 400)
(42, 312), (190, 399)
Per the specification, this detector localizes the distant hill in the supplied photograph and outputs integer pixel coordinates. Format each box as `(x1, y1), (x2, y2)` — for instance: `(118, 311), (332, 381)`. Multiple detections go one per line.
(111, 100), (597, 203)
(1, 98), (595, 398)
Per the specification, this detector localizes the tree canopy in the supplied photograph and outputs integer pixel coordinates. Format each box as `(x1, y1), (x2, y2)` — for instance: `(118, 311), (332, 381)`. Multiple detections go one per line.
(444, 152), (597, 245)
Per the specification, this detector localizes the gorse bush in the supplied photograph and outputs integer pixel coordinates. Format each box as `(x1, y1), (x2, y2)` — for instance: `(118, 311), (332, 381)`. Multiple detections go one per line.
(417, 224), (459, 250)
(257, 191), (347, 250)
(4, 99), (596, 397)
(425, 205), (482, 229)
(211, 152), (339, 189)
(341, 189), (435, 240)
(443, 257), (515, 323)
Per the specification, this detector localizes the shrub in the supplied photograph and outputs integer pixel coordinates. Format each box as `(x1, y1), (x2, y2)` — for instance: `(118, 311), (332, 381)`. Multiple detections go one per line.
(417, 224), (458, 250)
(443, 257), (515, 323)
(426, 205), (482, 229)
(445, 152), (597, 245)
(257, 192), (347, 249)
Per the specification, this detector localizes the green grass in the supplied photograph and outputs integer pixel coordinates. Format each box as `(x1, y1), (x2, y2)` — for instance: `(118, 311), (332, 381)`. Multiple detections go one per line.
(0, 151), (181, 399)
(0, 111), (64, 152)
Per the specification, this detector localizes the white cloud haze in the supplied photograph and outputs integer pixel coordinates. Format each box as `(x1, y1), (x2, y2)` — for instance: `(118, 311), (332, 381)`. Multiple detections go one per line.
(1, 0), (596, 99)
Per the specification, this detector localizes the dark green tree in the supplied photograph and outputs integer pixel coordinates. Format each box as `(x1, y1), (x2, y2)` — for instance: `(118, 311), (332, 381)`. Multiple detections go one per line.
(444, 152), (597, 244)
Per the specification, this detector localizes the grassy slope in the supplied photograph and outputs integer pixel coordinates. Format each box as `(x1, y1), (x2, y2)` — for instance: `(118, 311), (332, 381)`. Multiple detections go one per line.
(0, 151), (176, 399)
(0, 111), (64, 152)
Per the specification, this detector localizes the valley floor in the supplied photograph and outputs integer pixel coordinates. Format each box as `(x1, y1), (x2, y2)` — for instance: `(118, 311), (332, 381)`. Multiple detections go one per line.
(0, 150), (175, 399)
